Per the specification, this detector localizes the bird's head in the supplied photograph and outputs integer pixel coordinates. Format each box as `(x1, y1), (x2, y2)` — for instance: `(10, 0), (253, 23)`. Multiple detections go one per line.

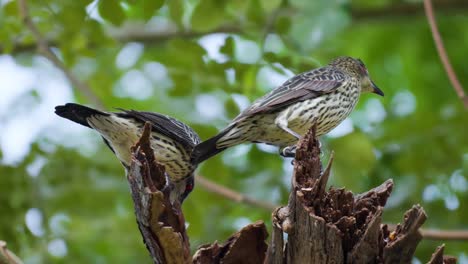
(170, 175), (195, 204)
(329, 56), (384, 96)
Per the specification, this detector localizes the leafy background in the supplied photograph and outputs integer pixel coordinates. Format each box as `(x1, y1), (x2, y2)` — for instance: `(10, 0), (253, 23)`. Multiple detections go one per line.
(1, 0), (467, 263)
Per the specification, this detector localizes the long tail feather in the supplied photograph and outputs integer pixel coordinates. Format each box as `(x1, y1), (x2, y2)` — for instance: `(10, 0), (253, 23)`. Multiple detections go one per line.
(55, 103), (109, 128)
(191, 132), (229, 164)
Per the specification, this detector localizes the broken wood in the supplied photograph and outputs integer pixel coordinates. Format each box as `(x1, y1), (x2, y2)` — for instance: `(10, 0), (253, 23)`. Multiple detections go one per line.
(427, 245), (457, 264)
(128, 123), (457, 263)
(268, 127), (456, 264)
(127, 122), (190, 264)
(193, 221), (268, 264)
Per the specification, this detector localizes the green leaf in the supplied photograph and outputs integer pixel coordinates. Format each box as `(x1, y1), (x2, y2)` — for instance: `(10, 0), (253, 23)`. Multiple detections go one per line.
(224, 97), (241, 119)
(163, 39), (206, 68)
(169, 71), (193, 96)
(3, 0), (18, 16)
(330, 132), (377, 189)
(260, 0), (282, 13)
(190, 0), (225, 32)
(220, 36), (235, 57)
(168, 0), (184, 27)
(275, 16), (291, 35)
(247, 0), (265, 26)
(98, 0), (125, 25)
(242, 66), (258, 97)
(142, 0), (164, 20)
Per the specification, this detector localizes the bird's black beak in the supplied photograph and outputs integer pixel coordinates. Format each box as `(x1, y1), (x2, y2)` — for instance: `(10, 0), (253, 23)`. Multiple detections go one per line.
(371, 81), (384, 96)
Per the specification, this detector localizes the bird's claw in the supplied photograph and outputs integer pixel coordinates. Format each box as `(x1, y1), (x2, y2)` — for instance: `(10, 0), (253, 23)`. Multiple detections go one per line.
(280, 146), (296, 158)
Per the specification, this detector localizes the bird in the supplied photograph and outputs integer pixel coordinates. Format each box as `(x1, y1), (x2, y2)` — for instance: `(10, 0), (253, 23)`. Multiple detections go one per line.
(55, 103), (201, 203)
(191, 56), (384, 164)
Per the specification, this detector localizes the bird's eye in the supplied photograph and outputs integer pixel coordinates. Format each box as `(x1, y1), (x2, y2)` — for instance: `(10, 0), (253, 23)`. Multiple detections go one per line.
(185, 182), (194, 192)
(360, 65), (367, 74)
(357, 59), (367, 75)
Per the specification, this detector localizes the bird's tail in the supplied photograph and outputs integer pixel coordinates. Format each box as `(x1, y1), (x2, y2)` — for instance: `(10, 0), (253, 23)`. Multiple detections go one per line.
(55, 103), (109, 128)
(191, 130), (230, 164)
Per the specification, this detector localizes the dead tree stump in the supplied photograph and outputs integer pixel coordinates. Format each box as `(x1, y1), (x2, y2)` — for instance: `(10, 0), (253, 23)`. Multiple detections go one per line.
(127, 123), (456, 264)
(266, 127), (456, 264)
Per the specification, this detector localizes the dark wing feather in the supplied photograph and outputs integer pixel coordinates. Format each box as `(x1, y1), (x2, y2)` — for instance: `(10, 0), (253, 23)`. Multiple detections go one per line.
(116, 110), (201, 148)
(235, 68), (346, 120)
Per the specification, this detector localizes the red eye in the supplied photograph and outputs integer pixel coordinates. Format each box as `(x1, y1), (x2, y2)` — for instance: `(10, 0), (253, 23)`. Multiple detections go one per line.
(185, 183), (193, 192)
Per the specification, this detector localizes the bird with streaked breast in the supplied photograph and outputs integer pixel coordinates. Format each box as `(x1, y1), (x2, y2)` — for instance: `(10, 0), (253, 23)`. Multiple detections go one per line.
(55, 103), (200, 203)
(191, 56), (384, 164)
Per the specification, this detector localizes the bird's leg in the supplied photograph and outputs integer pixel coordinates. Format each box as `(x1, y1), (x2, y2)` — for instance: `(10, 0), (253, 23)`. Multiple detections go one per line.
(161, 173), (174, 195)
(277, 123), (302, 139)
(276, 116), (301, 161)
(276, 115), (302, 139)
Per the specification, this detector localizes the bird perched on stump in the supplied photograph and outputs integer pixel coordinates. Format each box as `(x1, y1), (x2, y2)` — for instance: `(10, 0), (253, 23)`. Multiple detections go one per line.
(192, 56), (384, 164)
(55, 103), (200, 203)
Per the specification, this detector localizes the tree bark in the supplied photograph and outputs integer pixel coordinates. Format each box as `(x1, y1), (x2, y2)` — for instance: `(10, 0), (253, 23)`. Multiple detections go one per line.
(127, 122), (190, 263)
(128, 123), (456, 263)
(193, 220), (268, 264)
(427, 245), (457, 264)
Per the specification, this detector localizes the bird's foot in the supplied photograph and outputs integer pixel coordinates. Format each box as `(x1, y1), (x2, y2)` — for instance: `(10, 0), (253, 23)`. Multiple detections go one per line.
(160, 173), (174, 196)
(280, 145), (296, 158)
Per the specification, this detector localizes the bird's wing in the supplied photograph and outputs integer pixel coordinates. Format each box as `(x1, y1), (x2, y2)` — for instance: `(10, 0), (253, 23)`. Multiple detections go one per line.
(116, 110), (201, 148)
(235, 68), (346, 120)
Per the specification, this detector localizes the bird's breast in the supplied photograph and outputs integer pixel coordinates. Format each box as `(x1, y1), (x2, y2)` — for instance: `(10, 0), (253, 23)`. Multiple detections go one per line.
(284, 87), (360, 136)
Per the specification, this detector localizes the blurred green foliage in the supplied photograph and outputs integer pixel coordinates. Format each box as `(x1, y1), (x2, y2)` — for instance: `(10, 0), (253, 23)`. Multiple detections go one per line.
(1, 0), (467, 263)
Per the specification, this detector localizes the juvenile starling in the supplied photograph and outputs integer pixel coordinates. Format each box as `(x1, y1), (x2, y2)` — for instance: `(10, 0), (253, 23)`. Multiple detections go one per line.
(192, 56), (384, 163)
(55, 103), (200, 203)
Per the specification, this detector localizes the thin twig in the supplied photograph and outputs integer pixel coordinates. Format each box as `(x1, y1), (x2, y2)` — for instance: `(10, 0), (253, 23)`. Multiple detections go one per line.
(423, 0), (468, 108)
(422, 228), (468, 241)
(17, 0), (104, 109)
(387, 224), (468, 241)
(196, 175), (277, 211)
(0, 241), (23, 264)
(197, 176), (468, 241)
(2, 25), (242, 54)
(352, 0), (468, 20)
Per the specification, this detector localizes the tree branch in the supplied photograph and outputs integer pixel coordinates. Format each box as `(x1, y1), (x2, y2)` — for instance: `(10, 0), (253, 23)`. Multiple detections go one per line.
(351, 0), (468, 20)
(196, 175), (277, 211)
(422, 229), (468, 241)
(0, 241), (22, 264)
(17, 0), (104, 109)
(424, 0), (468, 108)
(108, 24), (242, 44)
(387, 224), (468, 241)
(2, 24), (242, 55)
(198, 170), (468, 242)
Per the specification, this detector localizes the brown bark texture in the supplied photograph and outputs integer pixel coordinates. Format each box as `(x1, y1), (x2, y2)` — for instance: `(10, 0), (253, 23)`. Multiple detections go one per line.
(128, 123), (456, 264)
(127, 123), (269, 264)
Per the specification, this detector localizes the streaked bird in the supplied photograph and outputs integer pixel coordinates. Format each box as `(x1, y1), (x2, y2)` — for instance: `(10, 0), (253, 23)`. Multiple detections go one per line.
(192, 56), (384, 163)
(55, 103), (200, 203)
